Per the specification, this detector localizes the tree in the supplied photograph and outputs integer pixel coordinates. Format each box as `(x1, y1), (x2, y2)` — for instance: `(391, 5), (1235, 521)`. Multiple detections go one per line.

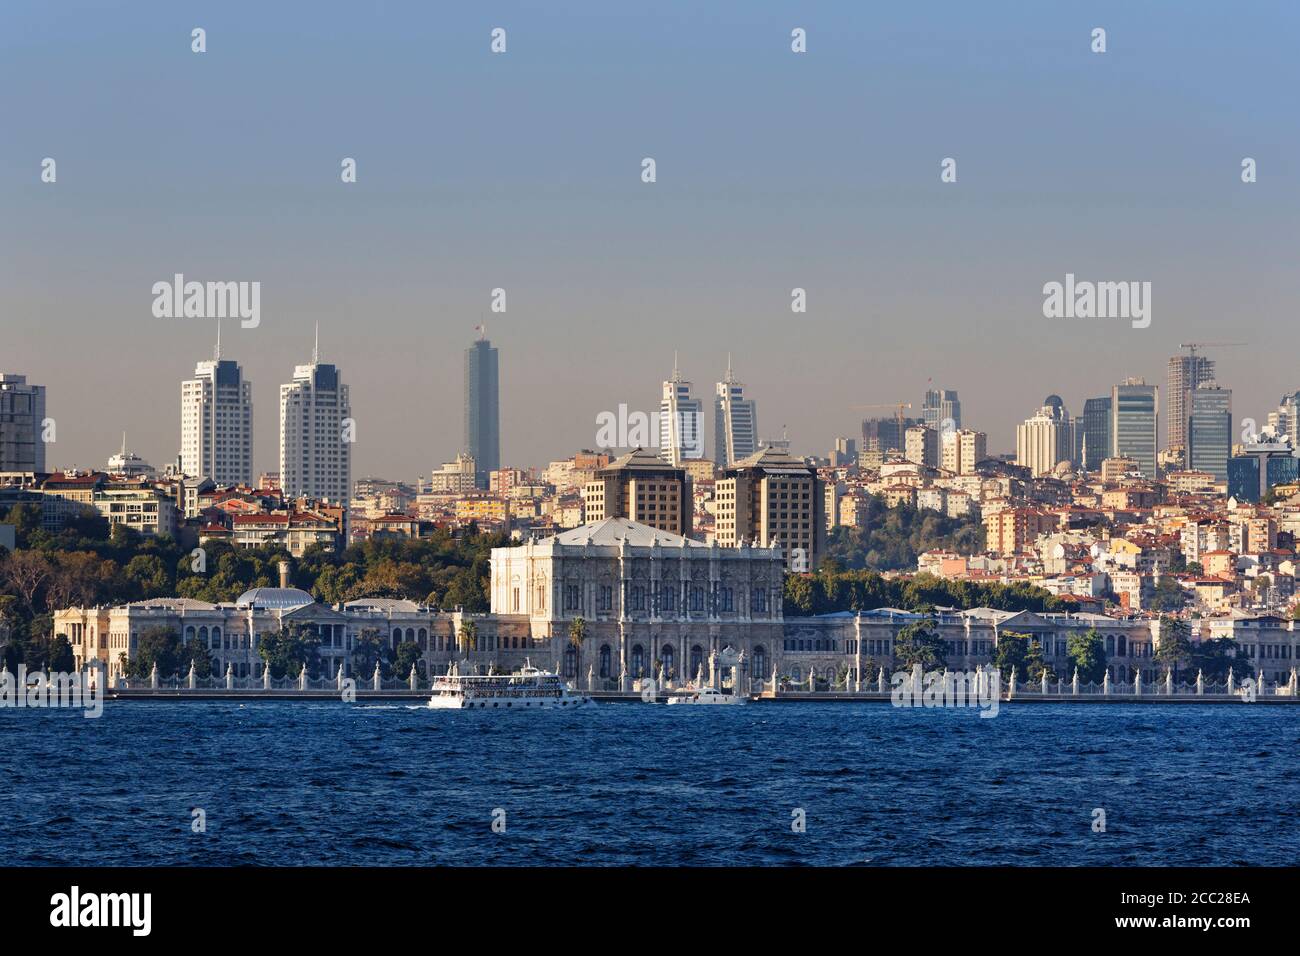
(1190, 637), (1250, 682)
(567, 616), (587, 678)
(351, 628), (388, 677)
(1148, 576), (1187, 613)
(992, 631), (1051, 682)
(1067, 628), (1107, 684)
(458, 619), (478, 654)
(393, 640), (423, 680)
(181, 638), (214, 679)
(1153, 617), (1193, 681)
(568, 616), (587, 648)
(1, 550), (51, 615)
(892, 621), (947, 671)
(126, 626), (183, 679)
(259, 622), (321, 679)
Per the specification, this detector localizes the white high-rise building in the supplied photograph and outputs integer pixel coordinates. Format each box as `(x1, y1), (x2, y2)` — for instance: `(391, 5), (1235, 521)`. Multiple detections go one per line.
(713, 355), (758, 469)
(279, 327), (352, 505)
(180, 333), (253, 486)
(659, 354), (703, 467)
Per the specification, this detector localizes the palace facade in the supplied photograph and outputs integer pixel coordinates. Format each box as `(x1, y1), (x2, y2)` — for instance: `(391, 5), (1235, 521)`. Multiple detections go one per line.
(56, 517), (1255, 692)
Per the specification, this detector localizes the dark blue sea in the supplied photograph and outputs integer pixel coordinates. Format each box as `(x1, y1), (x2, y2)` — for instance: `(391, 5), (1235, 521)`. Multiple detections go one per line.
(2, 701), (1296, 866)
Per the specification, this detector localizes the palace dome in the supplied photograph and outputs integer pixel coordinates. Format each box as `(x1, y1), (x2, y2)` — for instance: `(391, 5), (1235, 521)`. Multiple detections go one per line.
(234, 587), (315, 610)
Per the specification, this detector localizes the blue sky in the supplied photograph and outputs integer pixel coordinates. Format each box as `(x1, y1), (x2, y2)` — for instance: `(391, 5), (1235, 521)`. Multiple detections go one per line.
(3, 1), (1298, 477)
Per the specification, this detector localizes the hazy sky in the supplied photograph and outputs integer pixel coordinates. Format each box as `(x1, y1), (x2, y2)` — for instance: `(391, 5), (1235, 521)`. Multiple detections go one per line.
(4, 1), (1299, 481)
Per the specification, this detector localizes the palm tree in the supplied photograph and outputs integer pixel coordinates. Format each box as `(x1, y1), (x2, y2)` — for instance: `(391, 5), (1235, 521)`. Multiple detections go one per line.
(458, 619), (478, 655)
(568, 617), (587, 679)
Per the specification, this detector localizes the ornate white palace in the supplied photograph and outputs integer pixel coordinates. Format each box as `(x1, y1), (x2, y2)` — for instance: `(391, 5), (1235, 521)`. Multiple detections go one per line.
(491, 518), (786, 690)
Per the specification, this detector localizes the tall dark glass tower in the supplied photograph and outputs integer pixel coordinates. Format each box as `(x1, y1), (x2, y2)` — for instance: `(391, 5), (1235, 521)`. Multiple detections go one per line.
(464, 334), (500, 487)
(1081, 396), (1111, 472)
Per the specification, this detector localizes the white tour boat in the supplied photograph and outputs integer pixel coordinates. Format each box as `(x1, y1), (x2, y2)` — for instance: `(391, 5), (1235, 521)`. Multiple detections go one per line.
(665, 686), (748, 706)
(427, 662), (595, 710)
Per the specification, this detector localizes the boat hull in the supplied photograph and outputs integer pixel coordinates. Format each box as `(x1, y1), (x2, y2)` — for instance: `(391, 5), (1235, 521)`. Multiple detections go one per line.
(427, 694), (595, 710)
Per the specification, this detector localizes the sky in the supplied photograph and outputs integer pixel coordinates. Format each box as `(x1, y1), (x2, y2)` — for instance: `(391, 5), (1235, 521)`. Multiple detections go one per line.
(3, 1), (1299, 481)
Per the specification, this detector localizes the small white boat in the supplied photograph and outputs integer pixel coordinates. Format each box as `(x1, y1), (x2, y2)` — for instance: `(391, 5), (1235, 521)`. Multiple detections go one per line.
(427, 662), (595, 710)
(665, 687), (748, 706)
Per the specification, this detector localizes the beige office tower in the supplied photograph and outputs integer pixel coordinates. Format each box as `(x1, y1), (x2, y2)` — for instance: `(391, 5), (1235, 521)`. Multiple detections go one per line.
(715, 447), (824, 572)
(583, 447), (692, 536)
(941, 428), (986, 475)
(1016, 405), (1072, 477)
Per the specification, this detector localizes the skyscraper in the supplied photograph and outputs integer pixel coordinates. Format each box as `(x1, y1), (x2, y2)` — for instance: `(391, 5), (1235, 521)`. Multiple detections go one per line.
(659, 354), (703, 467)
(180, 332), (252, 485)
(1267, 390), (1300, 447)
(1080, 397), (1111, 472)
(1186, 383), (1232, 480)
(0, 373), (47, 472)
(280, 327), (351, 504)
(713, 356), (758, 469)
(1111, 379), (1158, 478)
(922, 388), (961, 430)
(464, 331), (500, 487)
(1167, 353), (1215, 452)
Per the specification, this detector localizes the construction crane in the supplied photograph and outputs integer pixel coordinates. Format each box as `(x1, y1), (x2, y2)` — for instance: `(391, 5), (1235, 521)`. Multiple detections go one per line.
(1178, 341), (1246, 357)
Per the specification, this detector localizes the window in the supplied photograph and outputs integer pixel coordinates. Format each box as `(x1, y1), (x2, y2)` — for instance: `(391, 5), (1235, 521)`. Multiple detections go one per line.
(632, 586), (645, 611)
(565, 585), (580, 611)
(751, 590), (768, 613)
(598, 585), (613, 612)
(599, 644), (611, 678)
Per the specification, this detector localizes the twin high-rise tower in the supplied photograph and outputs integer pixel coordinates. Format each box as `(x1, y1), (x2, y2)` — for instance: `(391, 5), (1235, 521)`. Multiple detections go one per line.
(180, 325), (351, 504)
(279, 326), (352, 504)
(180, 330), (253, 487)
(658, 356), (758, 467)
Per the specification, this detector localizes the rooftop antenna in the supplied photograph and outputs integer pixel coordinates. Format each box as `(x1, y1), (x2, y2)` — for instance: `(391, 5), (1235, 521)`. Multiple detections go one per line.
(725, 352), (734, 383)
(672, 350), (681, 382)
(214, 319), (222, 360)
(121, 432), (127, 457)
(313, 321), (319, 364)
